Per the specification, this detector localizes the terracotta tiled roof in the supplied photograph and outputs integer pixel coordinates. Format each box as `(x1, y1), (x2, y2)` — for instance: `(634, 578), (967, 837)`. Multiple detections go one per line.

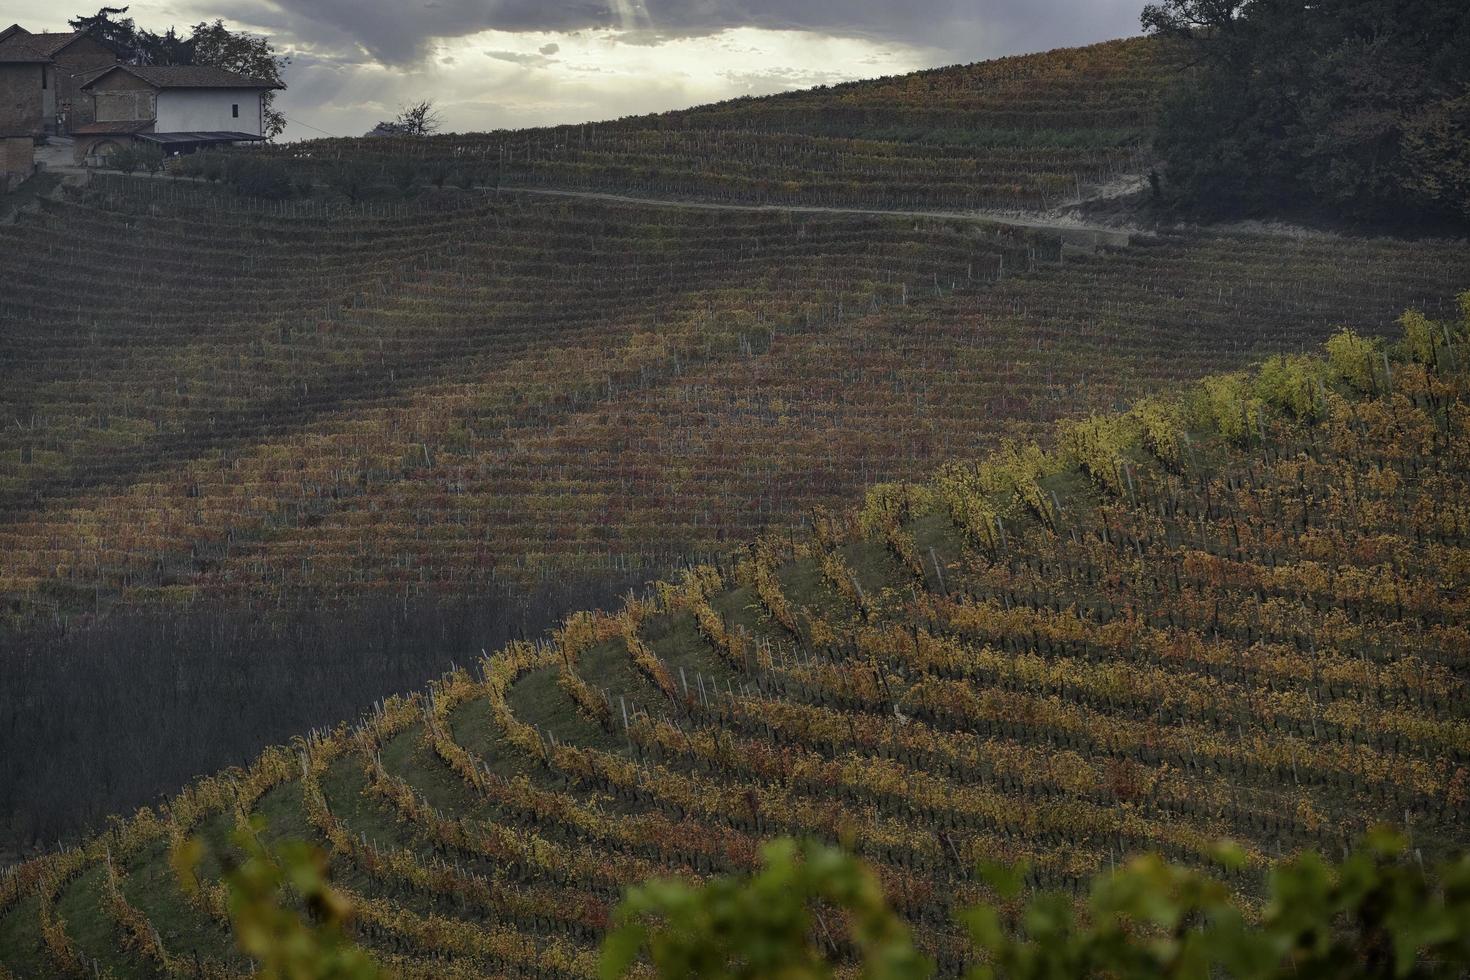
(28, 32), (84, 56)
(0, 26), (90, 59)
(0, 33), (51, 63)
(83, 64), (282, 90)
(74, 64), (117, 84)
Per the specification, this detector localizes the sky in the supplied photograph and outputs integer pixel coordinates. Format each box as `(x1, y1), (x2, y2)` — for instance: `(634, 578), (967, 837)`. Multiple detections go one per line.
(9, 1), (1147, 140)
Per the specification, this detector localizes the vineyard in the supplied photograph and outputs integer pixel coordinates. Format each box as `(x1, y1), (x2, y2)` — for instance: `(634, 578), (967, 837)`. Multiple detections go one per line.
(4, 177), (1467, 628)
(259, 38), (1185, 212)
(3, 167), (1468, 855)
(2, 299), (1467, 977)
(3, 27), (1470, 970)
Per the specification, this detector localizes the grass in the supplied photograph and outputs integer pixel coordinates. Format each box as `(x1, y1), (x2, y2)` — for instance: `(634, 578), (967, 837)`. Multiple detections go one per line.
(446, 698), (525, 779)
(708, 586), (776, 643)
(643, 610), (734, 682)
(508, 666), (617, 750)
(0, 893), (48, 979)
(840, 539), (911, 596)
(320, 755), (404, 850)
(380, 729), (483, 817)
(56, 862), (156, 979)
(254, 782), (311, 846)
(777, 557), (848, 621)
(121, 840), (236, 969)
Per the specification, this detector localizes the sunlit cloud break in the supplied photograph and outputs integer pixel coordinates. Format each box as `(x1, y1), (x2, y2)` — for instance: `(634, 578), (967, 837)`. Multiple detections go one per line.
(2, 0), (1147, 140)
(275, 27), (940, 140)
(608, 0), (653, 31)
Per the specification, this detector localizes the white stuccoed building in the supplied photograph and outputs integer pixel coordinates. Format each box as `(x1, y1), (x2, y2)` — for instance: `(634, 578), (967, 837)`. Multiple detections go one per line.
(69, 64), (282, 163)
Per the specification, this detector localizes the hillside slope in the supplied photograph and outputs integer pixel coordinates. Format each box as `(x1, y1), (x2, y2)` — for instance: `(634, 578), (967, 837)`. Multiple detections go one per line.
(6, 178), (1466, 625)
(3, 170), (1469, 856)
(264, 37), (1184, 213)
(3, 299), (1467, 977)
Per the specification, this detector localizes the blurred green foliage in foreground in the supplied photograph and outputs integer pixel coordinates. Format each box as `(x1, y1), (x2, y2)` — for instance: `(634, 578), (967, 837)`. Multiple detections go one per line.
(200, 828), (1470, 979)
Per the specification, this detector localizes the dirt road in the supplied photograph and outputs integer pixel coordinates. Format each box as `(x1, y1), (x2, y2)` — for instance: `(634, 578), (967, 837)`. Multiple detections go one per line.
(495, 185), (1137, 248)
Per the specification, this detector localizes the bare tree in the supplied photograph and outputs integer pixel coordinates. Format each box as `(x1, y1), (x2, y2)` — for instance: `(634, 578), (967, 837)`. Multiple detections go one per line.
(394, 100), (443, 137)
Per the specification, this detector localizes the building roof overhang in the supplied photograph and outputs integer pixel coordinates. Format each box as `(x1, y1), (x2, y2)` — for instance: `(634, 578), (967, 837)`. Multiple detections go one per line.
(136, 131), (267, 145)
(81, 64), (283, 91)
(29, 32), (87, 56)
(0, 35), (52, 63)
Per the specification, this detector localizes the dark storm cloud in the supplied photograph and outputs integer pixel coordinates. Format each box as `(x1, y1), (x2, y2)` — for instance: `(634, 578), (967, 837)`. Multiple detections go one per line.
(233, 0), (1143, 65)
(227, 0), (608, 62)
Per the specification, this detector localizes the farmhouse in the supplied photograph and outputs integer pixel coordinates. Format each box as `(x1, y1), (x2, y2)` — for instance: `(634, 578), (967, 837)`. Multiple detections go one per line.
(70, 64), (283, 164)
(0, 24), (117, 136)
(0, 29), (49, 137)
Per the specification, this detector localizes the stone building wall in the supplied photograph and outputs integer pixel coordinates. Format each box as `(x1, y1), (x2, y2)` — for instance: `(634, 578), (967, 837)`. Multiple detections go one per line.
(89, 70), (157, 123)
(52, 36), (117, 130)
(0, 63), (45, 136)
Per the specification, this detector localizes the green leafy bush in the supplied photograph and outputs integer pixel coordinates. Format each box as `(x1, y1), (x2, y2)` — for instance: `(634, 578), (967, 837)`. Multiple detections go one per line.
(105, 142), (163, 176)
(605, 833), (1470, 980)
(324, 160), (374, 203)
(970, 830), (1470, 980)
(1325, 329), (1380, 392)
(223, 154), (294, 200)
(1251, 353), (1326, 420)
(1144, 0), (1470, 223)
(601, 838), (929, 980)
(1129, 397), (1184, 469)
(1056, 415), (1138, 493)
(175, 822), (380, 980)
(1401, 310), (1438, 365)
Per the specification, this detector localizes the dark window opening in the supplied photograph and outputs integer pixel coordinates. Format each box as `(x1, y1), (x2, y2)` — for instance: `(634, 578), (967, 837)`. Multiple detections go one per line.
(232, 104), (239, 118)
(42, 70), (47, 90)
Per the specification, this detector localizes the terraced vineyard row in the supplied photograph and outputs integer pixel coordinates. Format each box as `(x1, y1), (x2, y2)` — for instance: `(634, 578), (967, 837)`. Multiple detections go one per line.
(263, 38), (1184, 212)
(3, 176), (1467, 631)
(4, 302), (1467, 976)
